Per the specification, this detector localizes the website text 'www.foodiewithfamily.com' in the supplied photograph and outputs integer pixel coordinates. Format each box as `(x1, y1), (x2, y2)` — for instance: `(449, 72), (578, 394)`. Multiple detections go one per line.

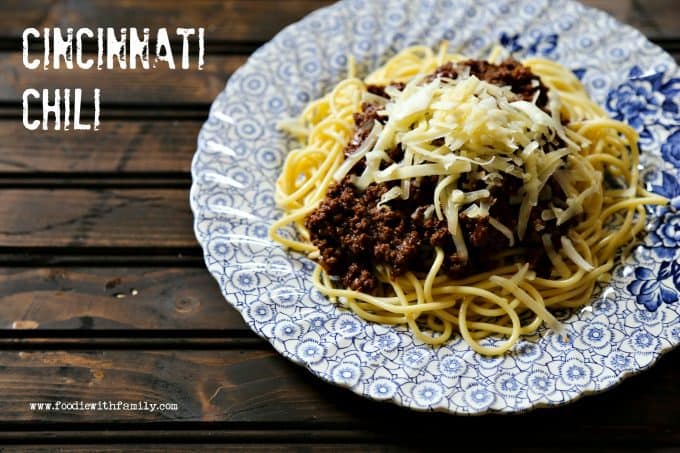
(28, 400), (178, 413)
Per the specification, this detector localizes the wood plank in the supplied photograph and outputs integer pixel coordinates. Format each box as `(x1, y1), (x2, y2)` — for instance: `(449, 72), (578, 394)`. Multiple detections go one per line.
(0, 120), (201, 173)
(0, 446), (398, 453)
(0, 348), (676, 446)
(0, 0), (677, 44)
(0, 189), (194, 247)
(0, 1), (335, 44)
(8, 447), (679, 453)
(0, 338), (266, 350)
(0, 429), (384, 444)
(0, 267), (246, 331)
(0, 177), (190, 189)
(1, 53), (244, 106)
(0, 252), (205, 267)
(0, 350), (337, 423)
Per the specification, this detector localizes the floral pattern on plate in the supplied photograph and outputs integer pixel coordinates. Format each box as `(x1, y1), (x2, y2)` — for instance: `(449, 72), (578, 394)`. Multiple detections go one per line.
(190, 0), (680, 413)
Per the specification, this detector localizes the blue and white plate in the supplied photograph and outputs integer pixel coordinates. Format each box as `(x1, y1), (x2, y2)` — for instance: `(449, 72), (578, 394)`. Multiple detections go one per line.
(190, 0), (680, 413)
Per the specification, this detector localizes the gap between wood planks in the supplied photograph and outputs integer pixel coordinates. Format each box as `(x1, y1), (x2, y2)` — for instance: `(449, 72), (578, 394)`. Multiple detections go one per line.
(0, 336), (268, 350)
(0, 426), (664, 447)
(0, 175), (192, 189)
(0, 250), (204, 266)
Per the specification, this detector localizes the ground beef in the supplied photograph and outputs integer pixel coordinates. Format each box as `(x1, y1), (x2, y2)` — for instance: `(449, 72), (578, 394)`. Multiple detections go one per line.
(365, 82), (405, 99)
(432, 58), (550, 109)
(304, 59), (564, 292)
(306, 177), (436, 292)
(346, 102), (403, 171)
(345, 103), (382, 156)
(306, 174), (557, 292)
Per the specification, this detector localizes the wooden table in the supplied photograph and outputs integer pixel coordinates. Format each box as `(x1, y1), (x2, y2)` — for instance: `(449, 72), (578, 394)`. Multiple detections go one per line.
(1, 1), (678, 450)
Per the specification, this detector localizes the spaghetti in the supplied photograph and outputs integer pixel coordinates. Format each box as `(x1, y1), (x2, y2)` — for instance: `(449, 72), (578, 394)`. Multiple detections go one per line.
(270, 44), (667, 355)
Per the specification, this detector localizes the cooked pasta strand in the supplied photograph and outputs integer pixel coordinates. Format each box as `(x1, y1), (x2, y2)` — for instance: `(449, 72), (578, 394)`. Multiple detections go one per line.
(270, 45), (667, 355)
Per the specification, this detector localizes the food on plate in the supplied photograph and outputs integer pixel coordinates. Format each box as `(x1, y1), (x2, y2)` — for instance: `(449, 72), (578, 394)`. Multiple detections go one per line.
(270, 44), (667, 355)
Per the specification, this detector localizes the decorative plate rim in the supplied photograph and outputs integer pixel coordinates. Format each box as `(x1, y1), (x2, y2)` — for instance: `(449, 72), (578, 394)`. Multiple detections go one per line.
(190, 0), (680, 414)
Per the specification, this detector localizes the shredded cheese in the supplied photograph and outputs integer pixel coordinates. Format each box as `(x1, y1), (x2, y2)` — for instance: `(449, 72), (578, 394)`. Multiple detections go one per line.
(489, 216), (515, 246)
(344, 69), (587, 261)
(560, 236), (594, 271)
(378, 186), (402, 208)
(333, 122), (382, 182)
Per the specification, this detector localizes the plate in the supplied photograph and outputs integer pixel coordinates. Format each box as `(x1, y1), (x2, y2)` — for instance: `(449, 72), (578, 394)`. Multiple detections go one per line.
(190, 0), (680, 413)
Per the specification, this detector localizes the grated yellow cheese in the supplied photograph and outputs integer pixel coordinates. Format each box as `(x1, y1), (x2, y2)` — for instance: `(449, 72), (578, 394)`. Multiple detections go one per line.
(347, 70), (597, 259)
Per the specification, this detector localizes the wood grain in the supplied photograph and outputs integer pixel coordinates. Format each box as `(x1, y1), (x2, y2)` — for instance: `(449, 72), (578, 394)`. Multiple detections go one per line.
(0, 0), (678, 448)
(0, 120), (201, 173)
(0, 189), (194, 247)
(0, 1), (335, 44)
(1, 53), (244, 106)
(0, 0), (677, 44)
(0, 347), (676, 445)
(0, 446), (401, 453)
(0, 350), (330, 423)
(12, 448), (676, 453)
(0, 267), (245, 331)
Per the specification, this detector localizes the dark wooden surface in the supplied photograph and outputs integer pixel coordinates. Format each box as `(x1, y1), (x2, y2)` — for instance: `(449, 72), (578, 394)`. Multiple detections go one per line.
(1, 0), (679, 450)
